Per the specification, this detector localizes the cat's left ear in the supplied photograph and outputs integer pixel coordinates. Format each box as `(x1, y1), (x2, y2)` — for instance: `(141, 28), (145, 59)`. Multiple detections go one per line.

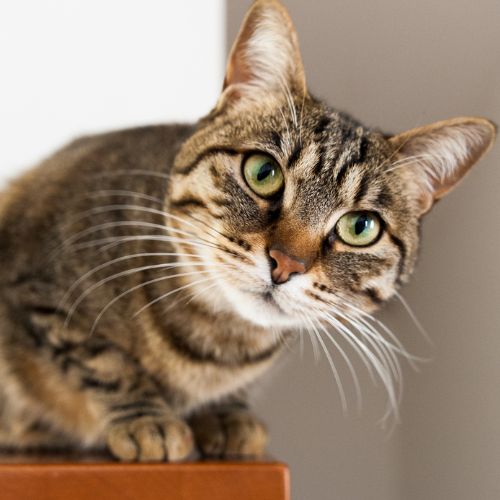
(219, 0), (307, 107)
(389, 117), (496, 214)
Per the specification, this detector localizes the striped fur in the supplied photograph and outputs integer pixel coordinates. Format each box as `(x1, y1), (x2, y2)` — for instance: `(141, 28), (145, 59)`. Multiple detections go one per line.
(0, 0), (495, 461)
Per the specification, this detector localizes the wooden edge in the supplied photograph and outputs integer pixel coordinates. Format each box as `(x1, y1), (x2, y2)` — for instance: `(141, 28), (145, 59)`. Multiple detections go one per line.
(0, 460), (290, 500)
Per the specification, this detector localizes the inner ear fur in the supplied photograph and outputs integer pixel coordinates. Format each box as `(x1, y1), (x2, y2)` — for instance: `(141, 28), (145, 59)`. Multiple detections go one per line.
(389, 117), (496, 213)
(220, 0), (307, 107)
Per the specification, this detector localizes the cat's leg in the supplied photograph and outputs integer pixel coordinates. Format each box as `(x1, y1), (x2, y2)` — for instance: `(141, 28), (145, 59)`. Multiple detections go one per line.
(0, 306), (194, 461)
(49, 338), (195, 462)
(188, 396), (268, 458)
(0, 405), (74, 452)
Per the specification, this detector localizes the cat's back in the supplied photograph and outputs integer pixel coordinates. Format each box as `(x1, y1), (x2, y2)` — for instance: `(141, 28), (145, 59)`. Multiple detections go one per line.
(0, 123), (195, 284)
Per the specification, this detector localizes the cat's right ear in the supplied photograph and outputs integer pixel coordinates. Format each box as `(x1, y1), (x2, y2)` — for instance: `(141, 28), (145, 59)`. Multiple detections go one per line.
(218, 0), (307, 109)
(389, 117), (496, 214)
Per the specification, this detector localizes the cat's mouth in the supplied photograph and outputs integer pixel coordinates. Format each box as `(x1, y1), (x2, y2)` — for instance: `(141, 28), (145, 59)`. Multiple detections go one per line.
(260, 290), (285, 313)
(239, 286), (291, 316)
(219, 281), (301, 328)
(240, 286), (279, 301)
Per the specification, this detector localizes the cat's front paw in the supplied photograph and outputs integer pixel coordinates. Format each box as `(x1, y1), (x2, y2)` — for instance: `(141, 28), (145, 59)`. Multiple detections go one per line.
(106, 415), (194, 462)
(190, 410), (268, 459)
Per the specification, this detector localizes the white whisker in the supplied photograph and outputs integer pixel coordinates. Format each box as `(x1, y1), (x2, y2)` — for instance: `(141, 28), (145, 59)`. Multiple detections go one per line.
(182, 280), (221, 307)
(65, 262), (233, 328)
(304, 313), (348, 413)
(64, 204), (169, 228)
(386, 153), (449, 173)
(298, 91), (306, 145)
(295, 309), (320, 363)
(89, 273), (220, 336)
(59, 251), (205, 310)
(181, 211), (236, 242)
(60, 204), (231, 254)
(335, 309), (402, 382)
(64, 234), (233, 259)
(278, 108), (291, 145)
(96, 169), (171, 180)
(79, 190), (163, 205)
(278, 75), (298, 129)
(132, 275), (220, 319)
(394, 291), (432, 345)
(341, 300), (423, 366)
(320, 311), (400, 420)
(313, 316), (362, 413)
(315, 307), (377, 383)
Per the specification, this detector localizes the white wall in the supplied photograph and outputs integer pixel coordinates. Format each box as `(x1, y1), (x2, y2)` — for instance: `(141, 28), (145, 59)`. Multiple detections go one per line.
(0, 0), (225, 182)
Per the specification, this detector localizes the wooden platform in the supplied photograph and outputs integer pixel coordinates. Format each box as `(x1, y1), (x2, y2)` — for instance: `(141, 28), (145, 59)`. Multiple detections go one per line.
(0, 455), (289, 500)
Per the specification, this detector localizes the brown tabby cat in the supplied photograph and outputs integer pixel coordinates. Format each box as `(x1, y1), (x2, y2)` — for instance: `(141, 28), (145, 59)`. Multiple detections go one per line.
(0, 0), (495, 462)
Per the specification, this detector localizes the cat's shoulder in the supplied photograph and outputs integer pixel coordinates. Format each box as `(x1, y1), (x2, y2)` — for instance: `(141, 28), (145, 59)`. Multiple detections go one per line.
(0, 123), (196, 241)
(60, 123), (196, 160)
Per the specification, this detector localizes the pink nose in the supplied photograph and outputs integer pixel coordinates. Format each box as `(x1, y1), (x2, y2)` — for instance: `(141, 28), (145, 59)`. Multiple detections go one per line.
(269, 249), (306, 284)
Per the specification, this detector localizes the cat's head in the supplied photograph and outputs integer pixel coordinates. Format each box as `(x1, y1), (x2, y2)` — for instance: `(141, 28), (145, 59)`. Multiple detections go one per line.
(167, 0), (495, 330)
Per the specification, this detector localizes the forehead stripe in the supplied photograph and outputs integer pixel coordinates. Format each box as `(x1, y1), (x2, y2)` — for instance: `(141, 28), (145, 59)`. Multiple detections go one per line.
(376, 189), (393, 208)
(178, 146), (239, 175)
(353, 175), (371, 204)
(314, 115), (331, 136)
(388, 232), (407, 284)
(286, 142), (303, 169)
(312, 144), (326, 175)
(269, 131), (282, 150)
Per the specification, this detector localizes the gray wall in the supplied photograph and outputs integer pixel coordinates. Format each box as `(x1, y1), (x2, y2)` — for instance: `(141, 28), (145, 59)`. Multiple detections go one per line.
(228, 2), (500, 499)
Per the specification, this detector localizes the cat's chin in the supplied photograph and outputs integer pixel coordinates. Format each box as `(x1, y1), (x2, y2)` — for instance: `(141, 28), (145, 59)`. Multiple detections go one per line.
(219, 285), (301, 329)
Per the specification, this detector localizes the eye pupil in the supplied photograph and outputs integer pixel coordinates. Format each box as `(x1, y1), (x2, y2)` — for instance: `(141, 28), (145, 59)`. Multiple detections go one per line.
(257, 163), (273, 182)
(354, 216), (368, 235)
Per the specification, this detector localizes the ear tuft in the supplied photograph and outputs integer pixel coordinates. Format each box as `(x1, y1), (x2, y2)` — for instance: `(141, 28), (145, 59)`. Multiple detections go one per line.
(221, 0), (306, 106)
(389, 117), (496, 213)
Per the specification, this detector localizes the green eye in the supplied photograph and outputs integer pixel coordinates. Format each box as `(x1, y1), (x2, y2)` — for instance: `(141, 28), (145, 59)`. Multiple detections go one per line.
(243, 153), (284, 198)
(335, 211), (382, 247)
